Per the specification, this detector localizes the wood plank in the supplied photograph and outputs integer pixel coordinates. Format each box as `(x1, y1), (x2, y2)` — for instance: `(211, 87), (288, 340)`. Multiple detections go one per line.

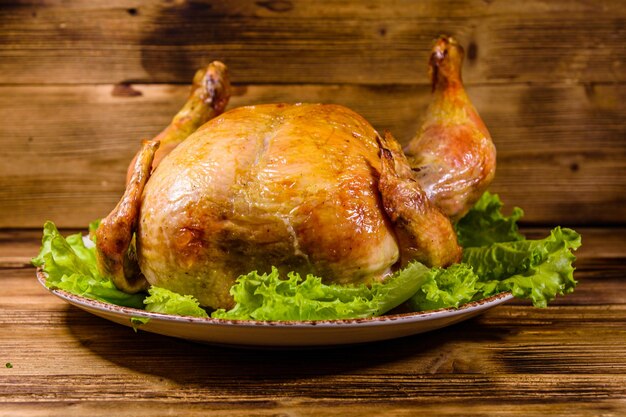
(3, 303), (626, 375)
(1, 0), (625, 84)
(2, 402), (626, 417)
(1, 319), (626, 411)
(1, 83), (625, 227)
(1, 371), (626, 401)
(8, 403), (626, 417)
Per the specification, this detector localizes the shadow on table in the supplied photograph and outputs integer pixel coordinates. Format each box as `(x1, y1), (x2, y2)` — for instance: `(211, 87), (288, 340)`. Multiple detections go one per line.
(62, 304), (509, 386)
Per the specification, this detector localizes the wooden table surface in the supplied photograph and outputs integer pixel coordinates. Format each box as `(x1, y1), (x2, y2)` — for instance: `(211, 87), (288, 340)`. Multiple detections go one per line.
(1, 227), (625, 416)
(2, 1), (626, 416)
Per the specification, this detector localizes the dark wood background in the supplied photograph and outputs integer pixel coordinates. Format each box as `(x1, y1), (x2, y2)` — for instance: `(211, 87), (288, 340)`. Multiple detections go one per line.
(1, 1), (626, 416)
(1, 0), (625, 228)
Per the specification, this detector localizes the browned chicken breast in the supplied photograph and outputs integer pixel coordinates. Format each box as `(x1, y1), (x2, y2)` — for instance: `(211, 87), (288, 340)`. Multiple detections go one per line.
(96, 37), (493, 310)
(137, 104), (460, 308)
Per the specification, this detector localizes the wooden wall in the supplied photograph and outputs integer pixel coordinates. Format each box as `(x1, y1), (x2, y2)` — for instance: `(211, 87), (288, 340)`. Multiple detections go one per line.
(1, 0), (625, 228)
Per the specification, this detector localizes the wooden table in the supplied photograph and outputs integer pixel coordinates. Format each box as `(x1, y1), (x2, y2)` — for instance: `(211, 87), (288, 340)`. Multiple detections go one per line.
(2, 1), (626, 415)
(1, 228), (625, 416)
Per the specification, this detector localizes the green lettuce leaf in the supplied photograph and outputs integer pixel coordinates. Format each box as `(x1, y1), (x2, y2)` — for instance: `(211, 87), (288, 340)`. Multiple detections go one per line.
(455, 191), (525, 247)
(130, 316), (150, 332)
(408, 264), (480, 311)
(32, 221), (145, 309)
(144, 287), (208, 318)
(212, 262), (431, 321)
(409, 227), (581, 311)
(88, 219), (101, 237)
(463, 227), (581, 307)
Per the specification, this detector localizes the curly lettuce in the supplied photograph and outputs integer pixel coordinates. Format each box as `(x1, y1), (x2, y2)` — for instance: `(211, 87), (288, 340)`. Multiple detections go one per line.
(455, 191), (525, 248)
(144, 287), (208, 318)
(409, 227), (581, 311)
(462, 227), (581, 308)
(408, 264), (480, 311)
(212, 262), (430, 321)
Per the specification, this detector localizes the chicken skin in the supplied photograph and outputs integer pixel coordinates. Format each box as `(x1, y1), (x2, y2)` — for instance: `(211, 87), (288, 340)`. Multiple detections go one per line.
(96, 37), (492, 310)
(138, 104), (460, 309)
(405, 36), (496, 221)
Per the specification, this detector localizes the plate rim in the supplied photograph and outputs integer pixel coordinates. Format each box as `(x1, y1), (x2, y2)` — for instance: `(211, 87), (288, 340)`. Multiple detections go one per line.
(36, 268), (513, 328)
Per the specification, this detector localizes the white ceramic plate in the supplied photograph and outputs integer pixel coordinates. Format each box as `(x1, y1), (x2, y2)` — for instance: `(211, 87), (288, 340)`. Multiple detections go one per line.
(36, 269), (513, 347)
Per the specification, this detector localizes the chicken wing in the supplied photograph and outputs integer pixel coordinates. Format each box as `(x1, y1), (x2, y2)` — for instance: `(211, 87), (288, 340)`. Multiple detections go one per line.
(378, 132), (462, 267)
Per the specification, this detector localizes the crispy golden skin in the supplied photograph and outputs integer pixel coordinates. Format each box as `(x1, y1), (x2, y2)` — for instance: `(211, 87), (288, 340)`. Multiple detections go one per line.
(405, 36), (496, 221)
(138, 104), (402, 309)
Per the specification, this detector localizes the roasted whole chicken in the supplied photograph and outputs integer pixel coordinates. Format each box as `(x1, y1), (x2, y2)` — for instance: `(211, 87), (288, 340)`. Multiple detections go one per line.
(96, 36), (496, 310)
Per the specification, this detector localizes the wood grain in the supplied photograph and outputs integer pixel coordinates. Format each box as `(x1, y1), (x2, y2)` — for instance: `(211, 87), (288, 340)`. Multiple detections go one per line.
(2, 82), (625, 228)
(1, 0), (625, 84)
(2, 403), (626, 417)
(1, 229), (625, 416)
